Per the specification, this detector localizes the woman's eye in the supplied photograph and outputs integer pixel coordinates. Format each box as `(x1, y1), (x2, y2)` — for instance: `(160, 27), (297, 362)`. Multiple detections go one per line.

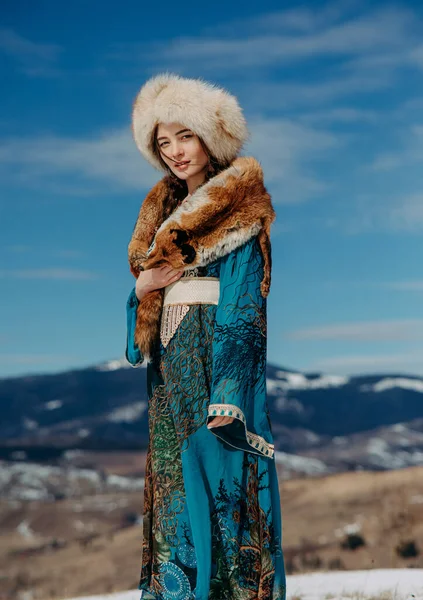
(159, 135), (192, 147)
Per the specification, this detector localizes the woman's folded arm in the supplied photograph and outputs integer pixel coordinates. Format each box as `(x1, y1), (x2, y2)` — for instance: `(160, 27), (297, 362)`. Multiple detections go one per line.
(207, 236), (274, 458)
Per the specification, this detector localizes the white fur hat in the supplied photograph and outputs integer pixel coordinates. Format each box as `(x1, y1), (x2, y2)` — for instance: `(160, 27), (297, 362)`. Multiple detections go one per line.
(132, 73), (249, 171)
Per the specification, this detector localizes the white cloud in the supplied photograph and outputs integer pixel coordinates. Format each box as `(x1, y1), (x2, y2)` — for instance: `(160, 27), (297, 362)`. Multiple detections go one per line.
(0, 354), (75, 365)
(357, 193), (423, 233)
(326, 279), (423, 292)
(0, 117), (339, 203)
(242, 72), (393, 111)
(300, 107), (379, 124)
(0, 28), (62, 77)
(108, 5), (421, 117)
(383, 281), (423, 291)
(286, 319), (423, 341)
(0, 128), (158, 193)
(402, 97), (423, 111)
(341, 43), (423, 73)
(370, 124), (423, 172)
(5, 245), (32, 253)
(338, 189), (423, 235)
(4, 246), (84, 258)
(0, 268), (100, 280)
(57, 250), (85, 259)
(410, 44), (423, 68)
(247, 117), (339, 202)
(309, 352), (423, 375)
(370, 155), (404, 172)
(126, 6), (416, 72)
(387, 194), (423, 231)
(346, 121), (423, 232)
(204, 3), (352, 36)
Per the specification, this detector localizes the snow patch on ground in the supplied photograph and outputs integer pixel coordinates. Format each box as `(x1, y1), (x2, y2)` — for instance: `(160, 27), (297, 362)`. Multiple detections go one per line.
(274, 452), (329, 476)
(45, 399), (63, 410)
(366, 437), (423, 469)
(287, 568), (423, 599)
(96, 357), (147, 371)
(16, 519), (35, 538)
(361, 377), (423, 393)
(270, 371), (349, 391)
(107, 402), (148, 423)
(62, 569), (423, 600)
(0, 461), (144, 501)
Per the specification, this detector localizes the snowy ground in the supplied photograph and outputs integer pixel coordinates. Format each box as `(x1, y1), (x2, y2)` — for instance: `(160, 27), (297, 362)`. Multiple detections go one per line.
(63, 568), (423, 600)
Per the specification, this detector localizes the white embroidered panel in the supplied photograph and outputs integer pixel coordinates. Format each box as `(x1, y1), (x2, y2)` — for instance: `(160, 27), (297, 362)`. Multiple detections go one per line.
(159, 266), (198, 348)
(160, 304), (190, 347)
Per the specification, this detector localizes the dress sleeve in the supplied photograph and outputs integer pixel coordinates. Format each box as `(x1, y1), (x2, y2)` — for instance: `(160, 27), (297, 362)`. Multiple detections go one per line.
(125, 287), (144, 367)
(207, 236), (275, 458)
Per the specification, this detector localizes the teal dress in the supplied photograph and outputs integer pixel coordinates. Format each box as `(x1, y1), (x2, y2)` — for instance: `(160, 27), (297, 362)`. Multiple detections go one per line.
(126, 236), (286, 600)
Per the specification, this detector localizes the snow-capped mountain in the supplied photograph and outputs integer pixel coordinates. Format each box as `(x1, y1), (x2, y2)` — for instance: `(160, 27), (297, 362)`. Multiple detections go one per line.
(1, 359), (423, 475)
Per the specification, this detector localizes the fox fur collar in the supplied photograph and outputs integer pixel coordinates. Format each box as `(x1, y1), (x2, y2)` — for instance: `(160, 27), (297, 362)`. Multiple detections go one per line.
(128, 155), (276, 361)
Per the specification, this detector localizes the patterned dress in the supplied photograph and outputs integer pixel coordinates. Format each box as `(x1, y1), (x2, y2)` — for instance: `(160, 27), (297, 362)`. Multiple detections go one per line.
(126, 236), (286, 600)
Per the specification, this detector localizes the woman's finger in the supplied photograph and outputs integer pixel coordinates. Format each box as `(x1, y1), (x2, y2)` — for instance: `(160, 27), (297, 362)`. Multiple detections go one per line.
(207, 417), (218, 429)
(168, 270), (184, 281)
(160, 265), (173, 274)
(208, 416), (234, 428)
(211, 417), (234, 428)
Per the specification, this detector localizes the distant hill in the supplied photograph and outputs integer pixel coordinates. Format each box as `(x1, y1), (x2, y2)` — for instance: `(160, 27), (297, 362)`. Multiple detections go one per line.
(1, 358), (423, 473)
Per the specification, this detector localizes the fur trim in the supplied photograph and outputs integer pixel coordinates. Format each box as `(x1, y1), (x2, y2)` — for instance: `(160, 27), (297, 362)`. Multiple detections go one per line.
(128, 156), (275, 361)
(132, 73), (249, 171)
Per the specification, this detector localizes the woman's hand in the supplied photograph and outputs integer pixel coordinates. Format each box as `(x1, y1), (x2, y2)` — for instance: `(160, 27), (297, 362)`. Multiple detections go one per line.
(207, 416), (235, 429)
(136, 265), (184, 301)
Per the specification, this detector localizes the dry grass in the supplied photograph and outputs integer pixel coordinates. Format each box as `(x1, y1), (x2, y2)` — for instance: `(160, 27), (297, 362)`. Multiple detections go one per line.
(279, 464), (423, 573)
(1, 460), (423, 599)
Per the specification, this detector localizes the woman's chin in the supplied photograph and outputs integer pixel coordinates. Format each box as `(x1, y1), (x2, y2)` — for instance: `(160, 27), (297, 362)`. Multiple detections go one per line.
(172, 170), (189, 180)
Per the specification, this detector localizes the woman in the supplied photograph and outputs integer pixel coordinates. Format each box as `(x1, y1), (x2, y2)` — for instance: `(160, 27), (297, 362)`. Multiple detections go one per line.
(126, 73), (286, 600)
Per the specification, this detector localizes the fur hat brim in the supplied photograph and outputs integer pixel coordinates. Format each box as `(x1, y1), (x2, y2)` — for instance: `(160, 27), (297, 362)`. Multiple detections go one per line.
(132, 72), (249, 171)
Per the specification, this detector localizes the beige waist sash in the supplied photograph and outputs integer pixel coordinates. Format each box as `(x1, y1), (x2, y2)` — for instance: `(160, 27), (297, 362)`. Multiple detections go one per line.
(160, 277), (220, 348)
(163, 276), (220, 306)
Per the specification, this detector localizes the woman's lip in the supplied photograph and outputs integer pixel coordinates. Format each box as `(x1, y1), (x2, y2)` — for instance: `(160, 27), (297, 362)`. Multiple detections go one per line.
(175, 162), (190, 170)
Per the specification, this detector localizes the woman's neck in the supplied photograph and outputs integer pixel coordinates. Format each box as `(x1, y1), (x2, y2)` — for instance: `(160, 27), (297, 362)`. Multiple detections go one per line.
(186, 171), (206, 195)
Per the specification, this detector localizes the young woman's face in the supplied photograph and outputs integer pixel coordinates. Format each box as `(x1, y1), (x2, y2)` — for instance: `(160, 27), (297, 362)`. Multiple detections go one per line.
(156, 122), (209, 182)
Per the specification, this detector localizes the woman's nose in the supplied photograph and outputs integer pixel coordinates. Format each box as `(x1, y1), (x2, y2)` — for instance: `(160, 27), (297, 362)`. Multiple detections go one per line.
(171, 141), (184, 159)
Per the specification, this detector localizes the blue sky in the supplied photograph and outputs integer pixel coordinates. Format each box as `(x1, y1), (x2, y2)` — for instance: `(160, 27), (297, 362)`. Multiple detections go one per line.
(1, 0), (423, 378)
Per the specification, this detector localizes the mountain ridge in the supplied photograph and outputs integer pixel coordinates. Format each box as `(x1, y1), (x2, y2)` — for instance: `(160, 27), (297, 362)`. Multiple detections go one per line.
(1, 358), (423, 475)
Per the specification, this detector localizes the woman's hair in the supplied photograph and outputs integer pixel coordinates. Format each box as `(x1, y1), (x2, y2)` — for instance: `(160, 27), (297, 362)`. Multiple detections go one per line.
(152, 125), (231, 221)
